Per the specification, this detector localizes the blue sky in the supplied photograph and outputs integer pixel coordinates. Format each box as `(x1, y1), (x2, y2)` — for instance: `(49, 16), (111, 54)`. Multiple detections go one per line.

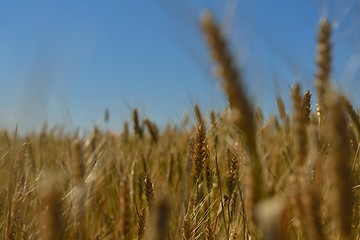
(0, 1), (359, 133)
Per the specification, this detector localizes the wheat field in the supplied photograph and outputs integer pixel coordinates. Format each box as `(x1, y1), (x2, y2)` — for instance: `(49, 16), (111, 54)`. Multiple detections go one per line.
(0, 11), (359, 240)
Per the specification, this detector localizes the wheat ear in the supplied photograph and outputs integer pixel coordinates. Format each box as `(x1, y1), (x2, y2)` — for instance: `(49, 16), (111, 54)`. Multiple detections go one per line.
(315, 19), (332, 125)
(201, 11), (263, 220)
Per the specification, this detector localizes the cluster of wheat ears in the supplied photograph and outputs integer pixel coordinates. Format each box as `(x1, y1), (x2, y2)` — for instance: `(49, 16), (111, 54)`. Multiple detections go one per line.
(0, 11), (359, 240)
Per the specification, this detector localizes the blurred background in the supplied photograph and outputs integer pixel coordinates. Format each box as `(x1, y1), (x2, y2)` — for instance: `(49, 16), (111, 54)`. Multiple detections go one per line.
(0, 0), (359, 134)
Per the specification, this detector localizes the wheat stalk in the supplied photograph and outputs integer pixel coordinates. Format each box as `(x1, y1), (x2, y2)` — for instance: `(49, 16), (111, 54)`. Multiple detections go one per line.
(201, 11), (264, 222)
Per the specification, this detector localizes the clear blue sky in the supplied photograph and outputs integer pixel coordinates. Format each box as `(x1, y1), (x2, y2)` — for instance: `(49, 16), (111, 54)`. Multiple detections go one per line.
(0, 1), (359, 133)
